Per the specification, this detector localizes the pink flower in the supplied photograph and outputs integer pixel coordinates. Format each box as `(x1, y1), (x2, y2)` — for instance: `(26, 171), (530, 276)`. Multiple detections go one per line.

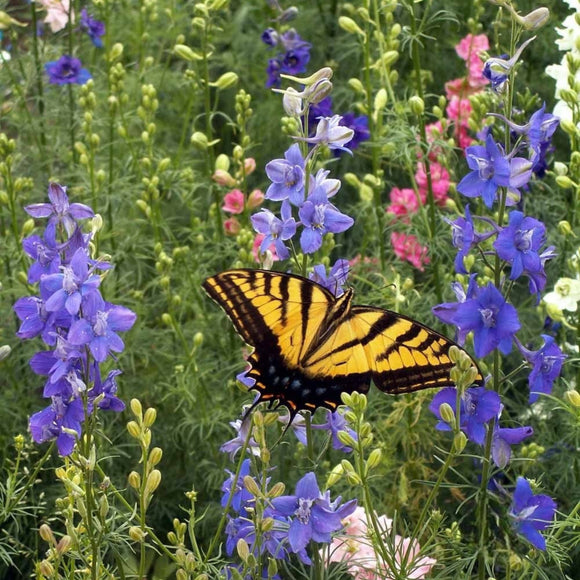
(39, 0), (73, 32)
(325, 507), (436, 580)
(446, 96), (472, 125)
(212, 169), (236, 187)
(391, 232), (429, 271)
(222, 189), (245, 214)
(415, 162), (450, 205)
(386, 187), (424, 221)
(252, 233), (279, 262)
(455, 33), (489, 62)
(243, 158), (256, 176)
(247, 189), (264, 210)
(224, 217), (240, 236)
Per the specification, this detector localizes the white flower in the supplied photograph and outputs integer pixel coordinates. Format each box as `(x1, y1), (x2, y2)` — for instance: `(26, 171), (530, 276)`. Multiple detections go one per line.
(543, 277), (580, 312)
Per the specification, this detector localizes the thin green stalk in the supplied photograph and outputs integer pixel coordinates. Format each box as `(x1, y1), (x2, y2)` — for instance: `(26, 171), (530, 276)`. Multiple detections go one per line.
(30, 2), (47, 154)
(67, 84), (77, 164)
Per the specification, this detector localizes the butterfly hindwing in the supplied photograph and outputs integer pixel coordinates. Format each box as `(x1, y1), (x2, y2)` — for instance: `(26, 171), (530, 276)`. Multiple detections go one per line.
(203, 269), (483, 415)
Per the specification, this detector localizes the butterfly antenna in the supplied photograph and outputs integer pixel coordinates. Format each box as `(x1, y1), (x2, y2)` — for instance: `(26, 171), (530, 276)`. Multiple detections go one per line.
(270, 406), (299, 449)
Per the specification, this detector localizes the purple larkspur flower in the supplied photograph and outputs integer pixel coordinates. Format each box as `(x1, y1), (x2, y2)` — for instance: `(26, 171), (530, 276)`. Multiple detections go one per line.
(429, 386), (501, 445)
(271, 472), (356, 558)
(266, 57), (282, 88)
(492, 423), (533, 469)
(220, 417), (260, 461)
(278, 412), (307, 445)
(29, 395), (85, 456)
(67, 291), (136, 362)
(518, 335), (566, 404)
(309, 168), (341, 199)
(89, 367), (125, 412)
(339, 113), (370, 151)
(40, 248), (101, 316)
(29, 336), (83, 384)
(265, 143), (305, 205)
(312, 408), (357, 452)
(80, 9), (105, 48)
(26, 183), (94, 236)
(299, 187), (354, 254)
(22, 223), (61, 283)
(45, 55), (91, 85)
(13, 294), (70, 346)
(482, 37), (535, 92)
(494, 211), (547, 281)
(261, 27), (279, 47)
(509, 477), (556, 550)
(310, 259), (349, 297)
(221, 458), (255, 514)
(251, 202), (296, 260)
(308, 96), (333, 133)
(436, 281), (520, 358)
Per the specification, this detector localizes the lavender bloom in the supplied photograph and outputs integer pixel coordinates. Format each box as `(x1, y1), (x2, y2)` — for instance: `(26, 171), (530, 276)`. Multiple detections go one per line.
(89, 367), (125, 412)
(429, 387), (501, 445)
(221, 458), (255, 514)
(26, 183), (94, 236)
(439, 281), (521, 358)
(309, 168), (340, 199)
(312, 408), (357, 452)
(40, 248), (101, 316)
(45, 55), (91, 85)
(483, 37), (535, 91)
(518, 335), (566, 404)
(250, 202), (296, 260)
(29, 395), (85, 456)
(265, 144), (305, 205)
(509, 477), (556, 550)
(80, 9), (105, 48)
(494, 211), (547, 281)
(309, 259), (349, 297)
(13, 296), (65, 345)
(492, 424), (533, 469)
(266, 58), (283, 88)
(220, 417), (261, 461)
(299, 187), (354, 254)
(29, 336), (83, 384)
(261, 27), (279, 47)
(67, 291), (137, 362)
(278, 412), (307, 445)
(22, 223), (61, 283)
(457, 134), (511, 208)
(271, 472), (356, 557)
(298, 115), (354, 153)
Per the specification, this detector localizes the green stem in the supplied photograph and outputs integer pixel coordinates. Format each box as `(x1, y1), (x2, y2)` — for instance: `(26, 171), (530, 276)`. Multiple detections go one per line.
(30, 2), (47, 156)
(68, 84), (77, 165)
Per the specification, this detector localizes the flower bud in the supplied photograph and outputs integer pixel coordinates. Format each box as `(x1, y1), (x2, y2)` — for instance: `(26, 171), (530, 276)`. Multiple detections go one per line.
(374, 88), (388, 112)
(519, 7), (550, 30)
(268, 482), (285, 498)
(190, 132), (208, 150)
(453, 431), (467, 453)
(339, 16), (365, 36)
(39, 524), (56, 545)
(553, 161), (568, 176)
(247, 189), (264, 209)
(39, 560), (54, 577)
(212, 169), (236, 187)
(236, 538), (250, 563)
(243, 475), (260, 497)
(439, 402), (455, 425)
(564, 389), (580, 408)
(212, 72), (239, 90)
(366, 448), (382, 470)
(558, 220), (573, 236)
(145, 469), (162, 496)
(22, 218), (35, 236)
(0, 345), (11, 362)
(127, 421), (141, 439)
(380, 50), (399, 67)
(326, 463), (344, 487)
(130, 398), (143, 419)
(244, 158), (256, 175)
(306, 78), (333, 104)
(161, 313), (173, 326)
(337, 430), (358, 450)
(282, 87), (303, 116)
(174, 44), (201, 62)
(556, 175), (576, 189)
(215, 153), (230, 172)
(56, 535), (72, 554)
(348, 78), (365, 94)
(109, 43), (124, 62)
(129, 526), (146, 542)
(128, 471), (141, 489)
(561, 118), (579, 136)
(409, 95), (425, 116)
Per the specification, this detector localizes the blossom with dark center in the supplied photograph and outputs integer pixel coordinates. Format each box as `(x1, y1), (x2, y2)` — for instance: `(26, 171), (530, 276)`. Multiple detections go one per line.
(429, 387), (501, 445)
(509, 477), (556, 550)
(45, 55), (91, 85)
(250, 202), (296, 260)
(271, 472), (356, 557)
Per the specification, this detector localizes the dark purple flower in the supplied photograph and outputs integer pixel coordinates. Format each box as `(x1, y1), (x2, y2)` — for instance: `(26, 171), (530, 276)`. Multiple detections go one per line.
(518, 335), (566, 404)
(312, 408), (357, 452)
(429, 387), (501, 445)
(271, 472), (356, 556)
(29, 336), (83, 384)
(29, 395), (85, 456)
(45, 55), (91, 85)
(261, 27), (279, 47)
(13, 296), (58, 344)
(281, 47), (310, 75)
(309, 259), (349, 297)
(266, 57), (282, 88)
(494, 211), (547, 281)
(220, 417), (260, 461)
(457, 134), (512, 208)
(40, 248), (101, 316)
(299, 187), (354, 254)
(221, 458), (255, 514)
(26, 183), (94, 236)
(80, 9), (105, 48)
(89, 367), (125, 412)
(251, 202), (296, 260)
(265, 144), (305, 205)
(442, 281), (520, 358)
(509, 477), (556, 550)
(308, 96), (333, 133)
(491, 423), (533, 468)
(279, 29), (310, 53)
(22, 223), (61, 283)
(67, 291), (136, 362)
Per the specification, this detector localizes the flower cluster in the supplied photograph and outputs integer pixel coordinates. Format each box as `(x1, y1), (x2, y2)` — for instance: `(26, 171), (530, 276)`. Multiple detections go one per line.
(14, 184), (136, 455)
(325, 506), (436, 579)
(261, 27), (311, 88)
(222, 461), (356, 569)
(430, 34), (561, 550)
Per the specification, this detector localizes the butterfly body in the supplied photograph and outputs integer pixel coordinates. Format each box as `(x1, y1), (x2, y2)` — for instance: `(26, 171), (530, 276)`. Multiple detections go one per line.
(203, 269), (483, 417)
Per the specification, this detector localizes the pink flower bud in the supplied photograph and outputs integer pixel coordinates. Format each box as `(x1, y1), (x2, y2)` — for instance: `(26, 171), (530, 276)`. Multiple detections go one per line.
(224, 217), (241, 236)
(212, 169), (236, 187)
(222, 189), (245, 214)
(247, 189), (264, 210)
(244, 158), (256, 176)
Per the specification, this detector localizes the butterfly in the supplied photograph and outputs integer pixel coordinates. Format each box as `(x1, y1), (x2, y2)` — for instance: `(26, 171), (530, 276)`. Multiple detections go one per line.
(203, 269), (483, 419)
